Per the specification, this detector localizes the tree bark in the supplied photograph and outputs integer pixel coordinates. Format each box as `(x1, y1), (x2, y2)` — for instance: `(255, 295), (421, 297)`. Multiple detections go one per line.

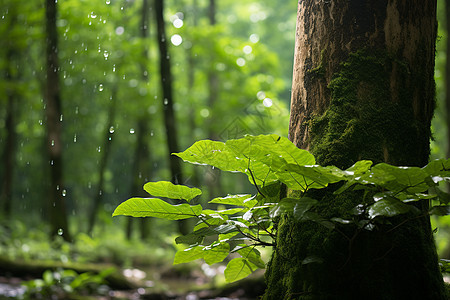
(446, 0), (450, 161)
(264, 1), (445, 299)
(44, 0), (71, 241)
(1, 50), (16, 218)
(88, 84), (117, 235)
(154, 0), (189, 235)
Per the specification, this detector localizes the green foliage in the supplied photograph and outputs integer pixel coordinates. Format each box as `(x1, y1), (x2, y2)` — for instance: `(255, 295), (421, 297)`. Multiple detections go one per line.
(114, 134), (450, 282)
(22, 268), (114, 299)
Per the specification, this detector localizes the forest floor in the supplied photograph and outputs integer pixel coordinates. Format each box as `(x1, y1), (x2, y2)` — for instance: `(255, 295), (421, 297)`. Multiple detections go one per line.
(0, 261), (266, 300)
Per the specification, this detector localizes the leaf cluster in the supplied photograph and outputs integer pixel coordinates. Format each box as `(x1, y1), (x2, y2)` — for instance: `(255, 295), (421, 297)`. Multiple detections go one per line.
(113, 134), (450, 282)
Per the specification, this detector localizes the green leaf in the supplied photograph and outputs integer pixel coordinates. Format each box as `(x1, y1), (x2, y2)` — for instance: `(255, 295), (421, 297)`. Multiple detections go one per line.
(113, 198), (202, 220)
(209, 194), (256, 208)
(224, 257), (256, 282)
(174, 246), (204, 264)
(236, 245), (265, 269)
(345, 160), (373, 176)
(202, 208), (245, 215)
(423, 159), (450, 177)
(362, 164), (429, 193)
(270, 197), (318, 220)
(368, 198), (412, 219)
(143, 181), (202, 202)
(432, 187), (450, 205)
(175, 227), (212, 245)
(174, 140), (247, 172)
(430, 206), (450, 216)
(204, 242), (230, 265)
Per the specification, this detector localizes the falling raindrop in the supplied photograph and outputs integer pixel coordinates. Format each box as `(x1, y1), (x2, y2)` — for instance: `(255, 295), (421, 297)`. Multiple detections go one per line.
(130, 128), (135, 134)
(98, 84), (104, 91)
(60, 114), (63, 122)
(90, 12), (97, 19)
(263, 98), (273, 107)
(163, 98), (168, 105)
(97, 146), (101, 152)
(106, 0), (110, 4)
(109, 126), (115, 133)
(38, 120), (43, 125)
(51, 140), (55, 147)
(57, 228), (63, 236)
(103, 51), (109, 60)
(236, 58), (246, 67)
(116, 26), (124, 35)
(173, 19), (183, 28)
(171, 34), (182, 46)
(62, 189), (67, 197)
(73, 134), (77, 143)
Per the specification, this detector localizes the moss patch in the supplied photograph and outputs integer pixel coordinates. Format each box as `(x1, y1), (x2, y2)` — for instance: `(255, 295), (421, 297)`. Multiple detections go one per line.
(309, 50), (430, 169)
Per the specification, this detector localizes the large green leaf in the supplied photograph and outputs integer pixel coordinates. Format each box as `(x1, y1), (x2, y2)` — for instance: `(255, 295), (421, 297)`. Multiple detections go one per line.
(224, 257), (257, 282)
(112, 198), (202, 220)
(209, 194), (256, 208)
(368, 198), (412, 219)
(236, 245), (265, 269)
(423, 159), (450, 178)
(173, 242), (230, 265)
(173, 246), (204, 264)
(270, 197), (318, 219)
(143, 181), (202, 203)
(345, 160), (373, 176)
(361, 164), (429, 193)
(175, 135), (316, 187)
(174, 140), (247, 172)
(204, 242), (230, 265)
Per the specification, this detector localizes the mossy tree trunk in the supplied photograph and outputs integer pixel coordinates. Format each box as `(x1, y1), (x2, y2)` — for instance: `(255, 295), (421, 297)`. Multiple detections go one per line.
(264, 1), (446, 299)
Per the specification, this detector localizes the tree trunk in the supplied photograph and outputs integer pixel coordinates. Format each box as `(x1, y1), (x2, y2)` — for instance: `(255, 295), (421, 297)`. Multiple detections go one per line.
(446, 0), (450, 161)
(264, 1), (446, 299)
(154, 0), (189, 235)
(44, 0), (71, 242)
(1, 50), (16, 218)
(205, 0), (223, 199)
(88, 85), (117, 235)
(125, 0), (153, 240)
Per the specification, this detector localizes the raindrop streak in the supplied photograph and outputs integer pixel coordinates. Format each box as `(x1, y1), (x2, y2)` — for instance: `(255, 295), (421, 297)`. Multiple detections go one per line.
(73, 134), (77, 143)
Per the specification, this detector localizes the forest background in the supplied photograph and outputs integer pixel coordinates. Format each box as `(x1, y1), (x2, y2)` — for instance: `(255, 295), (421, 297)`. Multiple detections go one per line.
(1, 0), (450, 297)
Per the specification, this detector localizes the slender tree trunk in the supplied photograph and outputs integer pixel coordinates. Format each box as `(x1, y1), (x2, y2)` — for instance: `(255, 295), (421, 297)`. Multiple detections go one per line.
(1, 49), (16, 218)
(205, 0), (222, 199)
(44, 0), (71, 241)
(154, 0), (189, 235)
(446, 0), (450, 161)
(264, 1), (445, 299)
(88, 85), (117, 235)
(126, 0), (153, 240)
(186, 0), (202, 189)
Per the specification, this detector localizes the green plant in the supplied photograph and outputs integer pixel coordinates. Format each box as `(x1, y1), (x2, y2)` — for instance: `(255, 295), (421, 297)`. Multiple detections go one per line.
(22, 268), (114, 299)
(113, 134), (450, 282)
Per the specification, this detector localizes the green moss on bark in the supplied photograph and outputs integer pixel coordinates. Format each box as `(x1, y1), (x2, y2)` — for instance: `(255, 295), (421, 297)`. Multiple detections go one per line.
(309, 50), (430, 169)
